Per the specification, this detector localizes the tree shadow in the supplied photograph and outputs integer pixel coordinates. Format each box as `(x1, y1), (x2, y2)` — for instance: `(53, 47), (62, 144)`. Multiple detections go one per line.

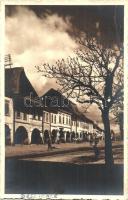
(71, 154), (105, 164)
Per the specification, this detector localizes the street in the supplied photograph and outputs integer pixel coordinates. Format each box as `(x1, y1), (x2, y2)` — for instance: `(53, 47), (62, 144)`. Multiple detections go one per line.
(5, 141), (124, 194)
(6, 141), (123, 165)
(22, 144), (123, 164)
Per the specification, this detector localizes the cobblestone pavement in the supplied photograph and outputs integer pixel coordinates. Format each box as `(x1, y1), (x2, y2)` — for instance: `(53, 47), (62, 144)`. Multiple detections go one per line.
(6, 141), (123, 163)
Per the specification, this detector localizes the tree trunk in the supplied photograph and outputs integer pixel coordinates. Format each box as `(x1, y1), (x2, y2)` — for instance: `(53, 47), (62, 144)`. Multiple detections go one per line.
(102, 109), (114, 168)
(119, 112), (123, 140)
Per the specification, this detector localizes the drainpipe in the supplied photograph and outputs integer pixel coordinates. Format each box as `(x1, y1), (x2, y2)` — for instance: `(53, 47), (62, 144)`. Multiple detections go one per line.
(12, 94), (18, 146)
(42, 109), (44, 144)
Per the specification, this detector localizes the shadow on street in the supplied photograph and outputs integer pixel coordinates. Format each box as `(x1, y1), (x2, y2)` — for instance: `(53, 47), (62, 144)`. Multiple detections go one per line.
(5, 158), (123, 195)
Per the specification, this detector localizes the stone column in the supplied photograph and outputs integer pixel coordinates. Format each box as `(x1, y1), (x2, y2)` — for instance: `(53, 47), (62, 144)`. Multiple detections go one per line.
(69, 132), (72, 142)
(28, 129), (32, 144)
(64, 132), (67, 142)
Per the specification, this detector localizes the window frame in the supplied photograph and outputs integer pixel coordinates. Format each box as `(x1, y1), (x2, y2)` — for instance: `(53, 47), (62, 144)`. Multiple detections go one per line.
(54, 114), (56, 124)
(16, 111), (21, 119)
(5, 100), (10, 116)
(51, 114), (54, 123)
(43, 111), (49, 122)
(23, 112), (27, 120)
(59, 114), (61, 124)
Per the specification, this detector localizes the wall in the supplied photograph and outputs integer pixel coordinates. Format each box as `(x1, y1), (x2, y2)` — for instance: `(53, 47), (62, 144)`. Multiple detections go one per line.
(5, 98), (96, 145)
(5, 97), (13, 144)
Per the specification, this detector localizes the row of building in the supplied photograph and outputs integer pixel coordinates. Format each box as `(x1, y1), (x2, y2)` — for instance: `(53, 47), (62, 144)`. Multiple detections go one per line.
(5, 67), (103, 145)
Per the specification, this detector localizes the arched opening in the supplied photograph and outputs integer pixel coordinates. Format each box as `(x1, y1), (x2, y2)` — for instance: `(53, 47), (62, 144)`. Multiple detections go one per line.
(66, 131), (70, 142)
(43, 129), (50, 144)
(71, 131), (75, 142)
(59, 130), (65, 143)
(15, 126), (28, 144)
(31, 128), (42, 144)
(76, 132), (79, 139)
(5, 124), (11, 145)
(83, 132), (86, 141)
(51, 129), (57, 144)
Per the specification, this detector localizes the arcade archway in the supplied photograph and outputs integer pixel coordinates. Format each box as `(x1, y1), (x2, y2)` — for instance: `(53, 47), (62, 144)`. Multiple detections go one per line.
(15, 126), (28, 144)
(5, 124), (11, 145)
(31, 128), (42, 144)
(66, 131), (70, 142)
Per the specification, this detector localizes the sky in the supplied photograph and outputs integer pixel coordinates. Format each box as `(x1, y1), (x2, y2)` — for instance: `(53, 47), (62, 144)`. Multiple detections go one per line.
(5, 5), (124, 131)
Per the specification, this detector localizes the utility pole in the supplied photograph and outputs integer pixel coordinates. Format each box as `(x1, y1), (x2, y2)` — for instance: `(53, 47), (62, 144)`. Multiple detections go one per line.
(4, 54), (13, 68)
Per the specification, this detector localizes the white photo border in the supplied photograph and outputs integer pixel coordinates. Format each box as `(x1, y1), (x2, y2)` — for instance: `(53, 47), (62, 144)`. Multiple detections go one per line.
(0, 0), (128, 199)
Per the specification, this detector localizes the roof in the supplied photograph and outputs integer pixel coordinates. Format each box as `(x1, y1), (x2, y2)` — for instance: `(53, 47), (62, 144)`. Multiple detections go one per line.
(41, 88), (96, 124)
(5, 67), (37, 97)
(93, 123), (103, 131)
(40, 88), (75, 114)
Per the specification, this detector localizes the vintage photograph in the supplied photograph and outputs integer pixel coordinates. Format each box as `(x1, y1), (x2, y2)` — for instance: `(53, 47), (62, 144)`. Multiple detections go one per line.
(4, 4), (124, 196)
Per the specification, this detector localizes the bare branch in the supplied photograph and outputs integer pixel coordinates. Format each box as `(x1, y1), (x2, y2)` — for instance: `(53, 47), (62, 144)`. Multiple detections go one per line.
(36, 33), (123, 115)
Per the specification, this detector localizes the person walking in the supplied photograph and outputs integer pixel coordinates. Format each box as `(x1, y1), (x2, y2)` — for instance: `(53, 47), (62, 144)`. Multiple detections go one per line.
(47, 136), (52, 151)
(56, 131), (60, 144)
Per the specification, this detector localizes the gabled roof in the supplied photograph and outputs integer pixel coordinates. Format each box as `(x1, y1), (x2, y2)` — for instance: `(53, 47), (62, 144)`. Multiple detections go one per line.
(93, 123), (103, 131)
(71, 106), (94, 123)
(5, 67), (37, 97)
(40, 88), (96, 124)
(40, 88), (75, 114)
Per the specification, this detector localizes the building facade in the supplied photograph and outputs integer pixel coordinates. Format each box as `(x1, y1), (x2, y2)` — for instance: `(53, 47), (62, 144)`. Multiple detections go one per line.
(5, 67), (102, 145)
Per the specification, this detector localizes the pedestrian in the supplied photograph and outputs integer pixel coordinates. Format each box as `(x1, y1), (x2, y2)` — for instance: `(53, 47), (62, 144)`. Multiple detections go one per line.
(93, 140), (100, 160)
(47, 137), (52, 151)
(56, 131), (60, 144)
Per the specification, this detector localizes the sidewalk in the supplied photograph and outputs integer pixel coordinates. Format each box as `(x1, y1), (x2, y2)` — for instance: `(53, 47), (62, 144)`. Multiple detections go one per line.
(5, 141), (123, 159)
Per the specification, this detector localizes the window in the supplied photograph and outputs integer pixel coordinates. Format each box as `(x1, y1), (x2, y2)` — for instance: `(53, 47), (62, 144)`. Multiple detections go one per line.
(54, 115), (56, 124)
(5, 101), (9, 116)
(38, 114), (41, 121)
(66, 116), (68, 125)
(63, 115), (65, 124)
(85, 123), (89, 129)
(59, 115), (61, 124)
(33, 112), (36, 120)
(69, 118), (71, 125)
(43, 112), (45, 121)
(81, 122), (84, 128)
(51, 114), (53, 123)
(46, 112), (49, 122)
(23, 113), (27, 120)
(80, 122), (82, 128)
(77, 121), (79, 127)
(16, 111), (21, 119)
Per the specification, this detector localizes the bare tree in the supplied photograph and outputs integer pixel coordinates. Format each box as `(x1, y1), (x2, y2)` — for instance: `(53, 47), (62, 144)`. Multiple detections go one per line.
(36, 34), (123, 168)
